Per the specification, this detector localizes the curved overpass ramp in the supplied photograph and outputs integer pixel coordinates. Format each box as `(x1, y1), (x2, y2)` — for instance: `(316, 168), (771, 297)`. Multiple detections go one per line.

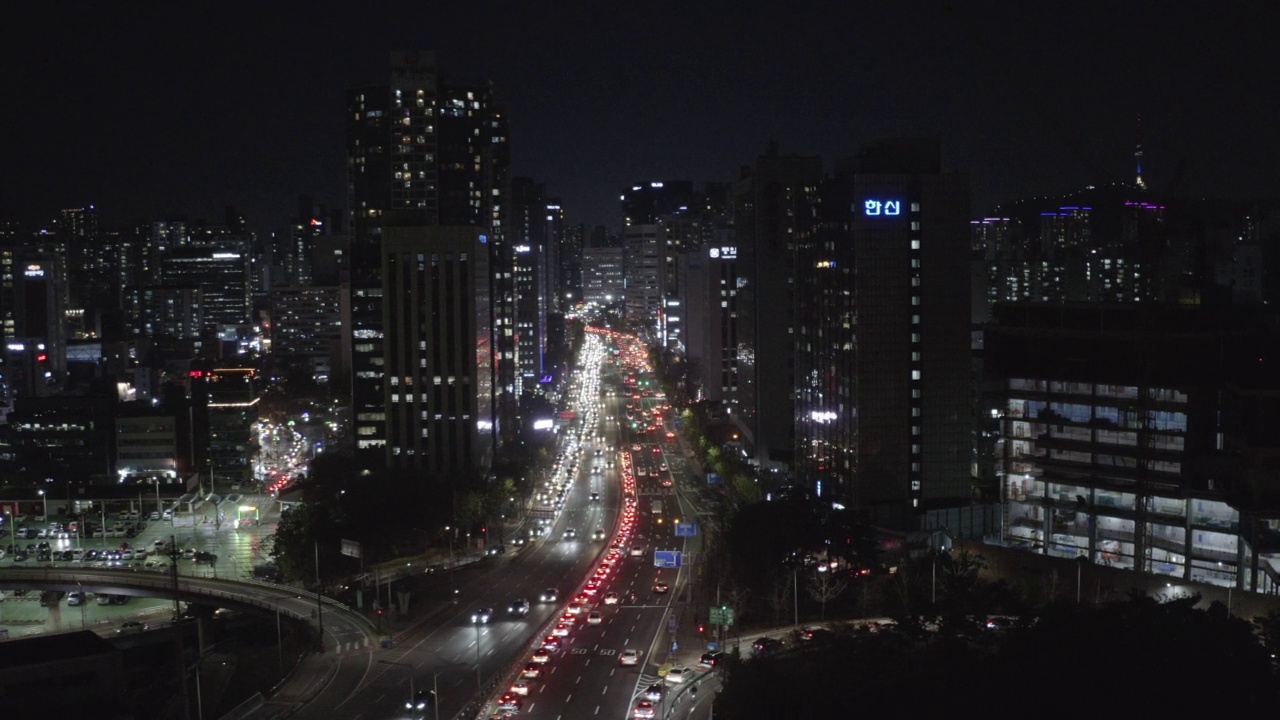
(0, 566), (377, 653)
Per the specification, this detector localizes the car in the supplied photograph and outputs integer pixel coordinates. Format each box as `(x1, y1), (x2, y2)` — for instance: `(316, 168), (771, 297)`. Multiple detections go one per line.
(405, 689), (432, 714)
(97, 594), (113, 606)
(530, 648), (552, 664)
(593, 529), (607, 541)
(66, 591), (84, 606)
(698, 651), (726, 668)
(508, 598), (530, 617)
(484, 545), (504, 556)
(633, 701), (657, 719)
(664, 666), (690, 685)
(512, 536), (527, 547)
(521, 663), (543, 679)
(470, 607), (494, 624)
(630, 546), (644, 557)
(619, 649), (640, 666)
(509, 680), (531, 696)
(642, 682), (665, 701)
(566, 601), (585, 615)
(551, 623), (570, 637)
(799, 626), (833, 642)
(564, 528), (577, 540)
(497, 694), (522, 712)
(542, 635), (562, 650)
(193, 551), (218, 564)
(589, 492), (600, 502)
(603, 592), (620, 605)
(540, 588), (559, 603)
(117, 621), (145, 633)
(587, 611), (603, 625)
(653, 582), (669, 594)
(149, 511), (161, 521)
(751, 637), (784, 656)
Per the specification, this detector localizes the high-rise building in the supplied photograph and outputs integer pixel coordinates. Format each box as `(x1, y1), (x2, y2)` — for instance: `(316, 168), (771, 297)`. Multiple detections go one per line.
(157, 243), (253, 330)
(190, 366), (257, 492)
(345, 52), (510, 464)
(270, 286), (343, 380)
(509, 178), (549, 397)
(793, 139), (973, 530)
(623, 224), (663, 333)
(582, 246), (625, 308)
(380, 226), (493, 478)
(679, 241), (741, 406)
(735, 147), (823, 470)
(559, 220), (584, 309)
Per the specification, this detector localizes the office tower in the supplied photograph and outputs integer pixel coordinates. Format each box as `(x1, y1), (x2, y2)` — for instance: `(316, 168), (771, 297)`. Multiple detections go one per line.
(509, 178), (549, 397)
(270, 286), (343, 381)
(623, 224), (663, 332)
(582, 245), (625, 308)
(1, 253), (68, 398)
(346, 52), (510, 463)
(735, 146), (824, 469)
(679, 240), (741, 405)
(560, 221), (584, 309)
(157, 242), (253, 330)
(346, 51), (438, 458)
(380, 226), (493, 477)
(190, 365), (257, 492)
(794, 139), (973, 530)
(58, 206), (110, 309)
(438, 82), (514, 440)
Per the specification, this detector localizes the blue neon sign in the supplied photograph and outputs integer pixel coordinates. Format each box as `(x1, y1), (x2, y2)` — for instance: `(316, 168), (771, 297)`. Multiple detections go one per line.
(864, 200), (902, 217)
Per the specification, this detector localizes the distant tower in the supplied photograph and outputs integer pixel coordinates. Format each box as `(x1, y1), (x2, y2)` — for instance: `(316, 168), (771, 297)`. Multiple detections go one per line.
(1134, 114), (1147, 191)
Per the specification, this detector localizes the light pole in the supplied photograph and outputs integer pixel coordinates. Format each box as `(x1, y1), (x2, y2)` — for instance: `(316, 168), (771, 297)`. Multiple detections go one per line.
(270, 596), (290, 678)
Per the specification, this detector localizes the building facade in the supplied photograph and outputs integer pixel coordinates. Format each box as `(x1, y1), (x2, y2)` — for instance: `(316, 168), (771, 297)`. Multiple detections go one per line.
(380, 226), (494, 478)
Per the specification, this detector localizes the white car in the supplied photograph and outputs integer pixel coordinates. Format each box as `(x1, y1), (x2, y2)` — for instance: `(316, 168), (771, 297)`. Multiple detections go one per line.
(664, 667), (690, 685)
(509, 680), (531, 696)
(619, 649), (640, 666)
(603, 592), (619, 605)
(587, 611), (603, 625)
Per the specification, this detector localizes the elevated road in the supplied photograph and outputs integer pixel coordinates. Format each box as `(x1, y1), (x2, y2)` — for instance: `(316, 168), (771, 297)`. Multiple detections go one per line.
(0, 566), (378, 654)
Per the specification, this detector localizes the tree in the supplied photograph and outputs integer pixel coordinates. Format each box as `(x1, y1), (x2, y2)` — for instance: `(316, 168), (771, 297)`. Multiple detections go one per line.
(766, 570), (792, 626)
(807, 570), (848, 620)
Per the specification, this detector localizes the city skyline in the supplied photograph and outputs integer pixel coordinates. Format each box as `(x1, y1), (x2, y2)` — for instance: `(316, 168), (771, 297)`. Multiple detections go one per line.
(5, 2), (1277, 233)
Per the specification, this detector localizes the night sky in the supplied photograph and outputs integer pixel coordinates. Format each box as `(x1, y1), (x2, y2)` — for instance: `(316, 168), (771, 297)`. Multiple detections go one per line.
(4, 2), (1277, 235)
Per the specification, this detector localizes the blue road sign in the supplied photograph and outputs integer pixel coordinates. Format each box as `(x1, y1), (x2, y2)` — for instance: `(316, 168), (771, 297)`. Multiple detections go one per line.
(674, 521), (698, 537)
(706, 472), (722, 485)
(673, 417), (683, 429)
(668, 614), (679, 633)
(654, 550), (683, 568)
